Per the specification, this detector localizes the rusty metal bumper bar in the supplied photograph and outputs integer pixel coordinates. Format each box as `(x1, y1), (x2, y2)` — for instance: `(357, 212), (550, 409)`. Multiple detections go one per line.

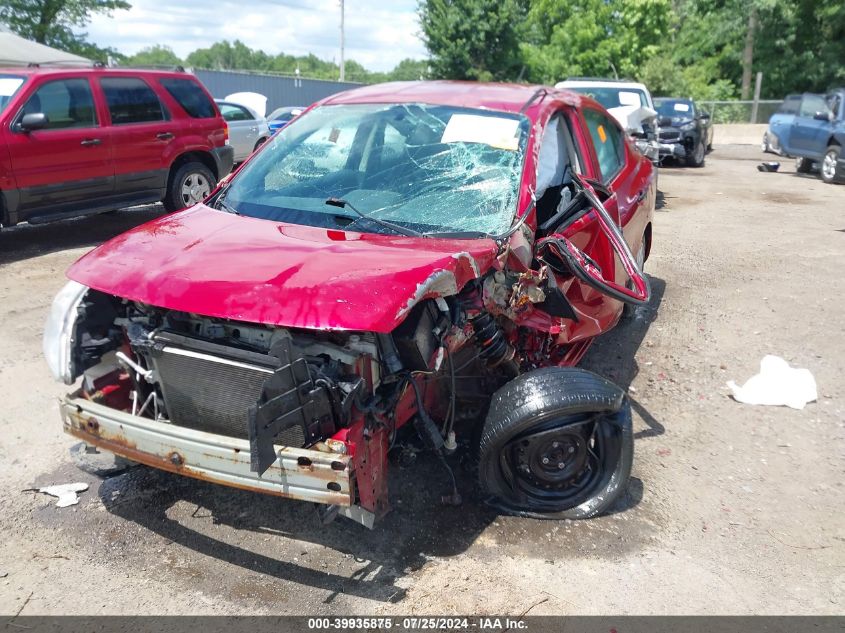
(60, 393), (367, 518)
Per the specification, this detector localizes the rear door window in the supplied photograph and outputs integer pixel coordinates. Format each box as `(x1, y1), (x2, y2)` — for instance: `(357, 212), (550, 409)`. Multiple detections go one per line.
(101, 77), (167, 125)
(159, 78), (216, 118)
(779, 96), (800, 115)
(18, 78), (97, 130)
(583, 109), (624, 182)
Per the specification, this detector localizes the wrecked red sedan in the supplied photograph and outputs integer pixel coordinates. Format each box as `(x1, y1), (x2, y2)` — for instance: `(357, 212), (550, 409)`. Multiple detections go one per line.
(44, 82), (654, 527)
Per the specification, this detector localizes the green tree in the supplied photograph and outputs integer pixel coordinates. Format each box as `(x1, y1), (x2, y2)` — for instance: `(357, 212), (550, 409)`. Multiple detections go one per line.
(387, 58), (430, 81)
(186, 40), (271, 71)
(124, 44), (182, 67)
(666, 0), (845, 99)
(419, 0), (525, 81)
(520, 0), (672, 84)
(0, 0), (130, 58)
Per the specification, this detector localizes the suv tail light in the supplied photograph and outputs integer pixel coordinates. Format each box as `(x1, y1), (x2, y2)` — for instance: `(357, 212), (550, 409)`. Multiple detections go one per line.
(224, 122), (229, 143)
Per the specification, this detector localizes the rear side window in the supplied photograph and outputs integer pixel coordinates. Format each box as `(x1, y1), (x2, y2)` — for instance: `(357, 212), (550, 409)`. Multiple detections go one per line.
(160, 78), (215, 118)
(583, 109), (624, 182)
(218, 103), (254, 122)
(779, 96), (800, 115)
(19, 78), (96, 130)
(101, 77), (166, 125)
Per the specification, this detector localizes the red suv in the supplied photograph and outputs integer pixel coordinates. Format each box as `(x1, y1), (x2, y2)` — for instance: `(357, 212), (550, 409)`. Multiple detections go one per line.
(0, 66), (233, 228)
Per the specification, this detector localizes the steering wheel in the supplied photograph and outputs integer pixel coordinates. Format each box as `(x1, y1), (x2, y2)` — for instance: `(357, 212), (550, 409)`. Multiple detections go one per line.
(537, 177), (650, 306)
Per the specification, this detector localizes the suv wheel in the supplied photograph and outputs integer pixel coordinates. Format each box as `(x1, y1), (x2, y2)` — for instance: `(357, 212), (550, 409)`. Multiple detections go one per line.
(820, 146), (843, 184)
(686, 140), (705, 167)
(795, 156), (814, 174)
(164, 161), (215, 212)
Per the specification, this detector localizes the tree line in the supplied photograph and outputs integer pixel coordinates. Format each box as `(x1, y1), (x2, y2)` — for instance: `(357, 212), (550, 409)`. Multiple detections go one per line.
(2, 0), (843, 99)
(420, 0), (845, 100)
(123, 42), (429, 84)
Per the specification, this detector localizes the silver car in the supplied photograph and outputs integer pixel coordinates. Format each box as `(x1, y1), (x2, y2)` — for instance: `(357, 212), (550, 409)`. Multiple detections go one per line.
(215, 99), (271, 163)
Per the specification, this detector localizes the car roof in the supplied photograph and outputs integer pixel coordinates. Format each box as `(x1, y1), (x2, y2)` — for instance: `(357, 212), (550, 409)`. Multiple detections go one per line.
(0, 65), (193, 80)
(322, 81), (560, 114)
(655, 97), (693, 102)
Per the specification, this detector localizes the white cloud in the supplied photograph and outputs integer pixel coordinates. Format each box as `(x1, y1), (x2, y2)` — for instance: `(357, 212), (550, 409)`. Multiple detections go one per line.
(82, 0), (427, 72)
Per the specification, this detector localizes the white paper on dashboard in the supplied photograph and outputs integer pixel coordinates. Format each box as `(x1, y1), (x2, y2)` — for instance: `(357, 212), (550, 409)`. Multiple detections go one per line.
(442, 114), (520, 150)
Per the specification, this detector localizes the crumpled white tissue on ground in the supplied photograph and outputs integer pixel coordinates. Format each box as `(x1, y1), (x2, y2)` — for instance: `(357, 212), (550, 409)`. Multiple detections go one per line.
(37, 482), (89, 507)
(727, 355), (817, 410)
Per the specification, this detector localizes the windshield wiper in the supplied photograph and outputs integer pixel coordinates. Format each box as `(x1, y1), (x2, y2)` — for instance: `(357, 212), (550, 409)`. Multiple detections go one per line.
(325, 198), (423, 238)
(211, 181), (239, 215)
(217, 199), (240, 215)
(421, 229), (494, 239)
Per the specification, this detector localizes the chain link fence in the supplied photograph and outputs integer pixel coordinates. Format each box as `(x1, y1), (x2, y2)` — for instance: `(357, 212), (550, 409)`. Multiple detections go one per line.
(698, 100), (782, 124)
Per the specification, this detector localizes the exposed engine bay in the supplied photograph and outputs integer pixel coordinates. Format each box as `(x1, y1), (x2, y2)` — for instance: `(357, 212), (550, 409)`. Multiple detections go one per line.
(68, 280), (521, 497)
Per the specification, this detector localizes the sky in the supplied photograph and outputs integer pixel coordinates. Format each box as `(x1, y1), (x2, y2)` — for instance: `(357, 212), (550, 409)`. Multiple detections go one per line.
(82, 0), (428, 72)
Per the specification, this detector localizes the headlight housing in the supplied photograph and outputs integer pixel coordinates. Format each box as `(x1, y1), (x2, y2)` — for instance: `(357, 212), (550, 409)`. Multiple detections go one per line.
(43, 280), (88, 384)
(680, 121), (696, 132)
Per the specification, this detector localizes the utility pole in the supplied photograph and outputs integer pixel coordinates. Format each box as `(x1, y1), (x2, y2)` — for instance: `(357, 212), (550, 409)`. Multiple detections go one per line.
(339, 0), (345, 82)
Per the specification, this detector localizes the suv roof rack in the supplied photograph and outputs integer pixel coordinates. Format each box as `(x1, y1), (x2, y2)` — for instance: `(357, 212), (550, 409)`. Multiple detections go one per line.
(119, 64), (186, 72)
(24, 60), (107, 68)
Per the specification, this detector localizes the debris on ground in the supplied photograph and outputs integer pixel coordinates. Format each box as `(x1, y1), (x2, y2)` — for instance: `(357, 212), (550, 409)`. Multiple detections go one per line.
(727, 355), (818, 409)
(29, 482), (89, 507)
(757, 162), (780, 172)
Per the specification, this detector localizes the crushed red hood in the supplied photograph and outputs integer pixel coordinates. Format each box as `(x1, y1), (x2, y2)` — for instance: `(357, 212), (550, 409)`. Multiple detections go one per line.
(67, 205), (498, 332)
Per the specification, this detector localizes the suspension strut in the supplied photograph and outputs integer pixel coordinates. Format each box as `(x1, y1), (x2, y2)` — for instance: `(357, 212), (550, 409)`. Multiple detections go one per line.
(471, 313), (519, 376)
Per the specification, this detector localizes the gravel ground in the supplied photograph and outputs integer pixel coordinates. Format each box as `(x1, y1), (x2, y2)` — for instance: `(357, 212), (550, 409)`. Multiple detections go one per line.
(0, 145), (842, 615)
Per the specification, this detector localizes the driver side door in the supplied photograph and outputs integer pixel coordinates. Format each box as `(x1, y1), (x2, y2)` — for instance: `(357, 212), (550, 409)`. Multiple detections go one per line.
(790, 94), (832, 158)
(7, 76), (114, 221)
(535, 106), (652, 343)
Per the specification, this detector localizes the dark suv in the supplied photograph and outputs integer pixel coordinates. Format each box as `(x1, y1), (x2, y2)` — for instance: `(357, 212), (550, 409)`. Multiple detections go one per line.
(0, 66), (233, 228)
(654, 97), (713, 167)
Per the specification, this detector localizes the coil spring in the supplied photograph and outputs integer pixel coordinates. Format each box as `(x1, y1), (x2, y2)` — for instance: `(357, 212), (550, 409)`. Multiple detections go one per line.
(471, 313), (515, 368)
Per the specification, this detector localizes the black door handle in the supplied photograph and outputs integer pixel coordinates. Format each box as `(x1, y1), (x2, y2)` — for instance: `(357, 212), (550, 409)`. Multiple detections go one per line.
(80, 138), (101, 146)
(156, 132), (174, 140)
(636, 188), (647, 202)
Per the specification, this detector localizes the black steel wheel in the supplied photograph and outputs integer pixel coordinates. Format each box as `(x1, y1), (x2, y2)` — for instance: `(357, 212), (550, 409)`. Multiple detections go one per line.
(478, 367), (633, 519)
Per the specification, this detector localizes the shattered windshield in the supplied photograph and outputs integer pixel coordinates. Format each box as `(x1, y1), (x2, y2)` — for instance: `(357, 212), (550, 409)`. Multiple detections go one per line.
(222, 103), (530, 236)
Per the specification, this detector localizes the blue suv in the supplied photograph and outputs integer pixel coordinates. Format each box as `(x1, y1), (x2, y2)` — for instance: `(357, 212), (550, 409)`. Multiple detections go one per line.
(767, 89), (845, 184)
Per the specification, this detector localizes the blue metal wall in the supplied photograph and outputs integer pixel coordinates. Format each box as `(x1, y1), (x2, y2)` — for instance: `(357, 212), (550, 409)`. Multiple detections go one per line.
(193, 69), (362, 112)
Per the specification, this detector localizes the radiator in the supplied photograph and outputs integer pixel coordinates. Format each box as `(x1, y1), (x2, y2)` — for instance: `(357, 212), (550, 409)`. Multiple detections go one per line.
(150, 332), (306, 447)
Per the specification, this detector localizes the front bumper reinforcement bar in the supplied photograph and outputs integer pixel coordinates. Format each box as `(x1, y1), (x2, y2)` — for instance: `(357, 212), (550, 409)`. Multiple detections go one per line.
(60, 393), (370, 521)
